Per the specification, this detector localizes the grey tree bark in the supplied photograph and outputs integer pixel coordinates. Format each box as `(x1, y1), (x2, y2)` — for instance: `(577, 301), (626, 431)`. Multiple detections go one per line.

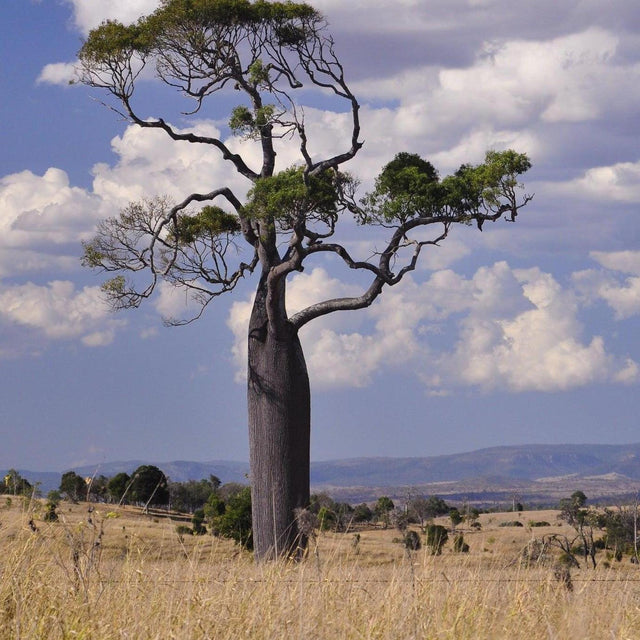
(247, 274), (311, 560)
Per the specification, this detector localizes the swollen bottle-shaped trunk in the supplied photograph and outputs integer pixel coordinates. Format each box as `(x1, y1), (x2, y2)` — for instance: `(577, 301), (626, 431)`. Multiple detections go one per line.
(247, 276), (311, 561)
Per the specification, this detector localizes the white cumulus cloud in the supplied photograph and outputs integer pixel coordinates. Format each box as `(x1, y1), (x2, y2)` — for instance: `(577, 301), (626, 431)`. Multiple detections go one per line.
(445, 266), (614, 391)
(573, 252), (640, 320)
(0, 280), (124, 345)
(227, 262), (637, 393)
(37, 62), (77, 86)
(564, 162), (640, 203)
(65, 0), (161, 34)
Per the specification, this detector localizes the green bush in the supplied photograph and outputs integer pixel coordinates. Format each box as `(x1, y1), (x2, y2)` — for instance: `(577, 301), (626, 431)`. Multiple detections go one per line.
(425, 524), (448, 555)
(192, 509), (207, 535)
(43, 490), (60, 522)
(43, 502), (59, 522)
(453, 534), (469, 553)
(317, 506), (337, 531)
(205, 486), (253, 550)
(404, 530), (421, 551)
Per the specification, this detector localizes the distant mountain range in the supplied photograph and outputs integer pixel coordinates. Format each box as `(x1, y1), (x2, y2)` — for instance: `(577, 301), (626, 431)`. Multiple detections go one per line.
(6, 443), (640, 505)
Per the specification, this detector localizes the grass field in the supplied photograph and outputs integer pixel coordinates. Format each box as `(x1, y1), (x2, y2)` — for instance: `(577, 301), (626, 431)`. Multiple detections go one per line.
(2, 497), (640, 639)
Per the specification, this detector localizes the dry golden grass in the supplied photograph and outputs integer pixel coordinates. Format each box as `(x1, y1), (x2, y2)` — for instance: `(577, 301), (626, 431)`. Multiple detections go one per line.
(2, 498), (640, 639)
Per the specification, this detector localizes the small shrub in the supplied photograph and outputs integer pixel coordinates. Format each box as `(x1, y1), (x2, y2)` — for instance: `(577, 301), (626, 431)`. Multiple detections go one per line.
(499, 521), (524, 527)
(404, 530), (421, 551)
(529, 521), (551, 527)
(553, 564), (573, 591)
(192, 509), (207, 535)
(317, 506), (336, 531)
(43, 490), (60, 522)
(175, 524), (193, 536)
(394, 512), (410, 532)
(558, 552), (576, 567)
(43, 502), (58, 522)
(425, 524), (448, 555)
(453, 534), (469, 553)
(208, 486), (253, 550)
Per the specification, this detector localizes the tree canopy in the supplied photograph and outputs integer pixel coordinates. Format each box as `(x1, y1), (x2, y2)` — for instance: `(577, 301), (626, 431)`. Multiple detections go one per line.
(130, 465), (169, 506)
(60, 471), (87, 502)
(79, 0), (530, 324)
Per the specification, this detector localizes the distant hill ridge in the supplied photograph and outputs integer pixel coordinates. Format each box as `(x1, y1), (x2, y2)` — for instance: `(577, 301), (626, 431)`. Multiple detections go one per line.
(6, 443), (640, 495)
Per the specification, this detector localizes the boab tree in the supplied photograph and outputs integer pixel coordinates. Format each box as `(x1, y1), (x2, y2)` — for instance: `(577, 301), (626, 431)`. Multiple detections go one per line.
(78, 0), (532, 560)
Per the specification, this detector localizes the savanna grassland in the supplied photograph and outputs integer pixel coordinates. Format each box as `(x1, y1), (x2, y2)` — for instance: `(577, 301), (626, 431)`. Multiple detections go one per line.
(2, 498), (640, 639)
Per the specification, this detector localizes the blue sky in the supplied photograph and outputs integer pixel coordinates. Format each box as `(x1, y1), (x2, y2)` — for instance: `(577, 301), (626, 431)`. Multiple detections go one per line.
(1, 0), (639, 473)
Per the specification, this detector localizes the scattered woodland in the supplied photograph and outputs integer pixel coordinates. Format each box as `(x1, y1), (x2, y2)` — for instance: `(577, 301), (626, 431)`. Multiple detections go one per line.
(2, 470), (640, 638)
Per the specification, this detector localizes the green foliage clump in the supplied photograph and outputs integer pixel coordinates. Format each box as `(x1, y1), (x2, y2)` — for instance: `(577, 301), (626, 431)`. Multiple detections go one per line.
(130, 465), (169, 507)
(81, 243), (106, 269)
(79, 20), (154, 63)
(170, 476), (221, 513)
(80, 0), (321, 66)
(44, 490), (61, 522)
(107, 472), (131, 504)
(229, 104), (276, 138)
(1, 470), (32, 497)
(407, 495), (450, 524)
(362, 150), (531, 226)
(101, 276), (126, 296)
(374, 496), (394, 516)
(449, 508), (463, 528)
(315, 506), (335, 531)
(403, 530), (421, 551)
(425, 524), (448, 555)
(174, 206), (241, 243)
(352, 503), (373, 523)
(245, 166), (346, 228)
(308, 493), (354, 532)
(204, 486), (253, 550)
(373, 496), (394, 528)
(60, 471), (87, 503)
(248, 59), (271, 88)
(362, 152), (440, 223)
(150, 0), (320, 32)
(453, 534), (469, 553)
(192, 509), (207, 535)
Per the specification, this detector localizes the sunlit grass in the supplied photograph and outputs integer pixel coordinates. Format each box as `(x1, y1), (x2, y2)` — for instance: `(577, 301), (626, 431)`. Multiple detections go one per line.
(1, 498), (640, 639)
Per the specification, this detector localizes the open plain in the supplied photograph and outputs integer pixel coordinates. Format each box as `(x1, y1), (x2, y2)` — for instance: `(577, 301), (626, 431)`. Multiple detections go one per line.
(2, 498), (640, 639)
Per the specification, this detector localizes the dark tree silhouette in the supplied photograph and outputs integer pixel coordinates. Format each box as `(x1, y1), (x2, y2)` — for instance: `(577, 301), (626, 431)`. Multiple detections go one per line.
(78, 0), (532, 560)
(107, 472), (131, 504)
(130, 465), (169, 507)
(60, 471), (87, 502)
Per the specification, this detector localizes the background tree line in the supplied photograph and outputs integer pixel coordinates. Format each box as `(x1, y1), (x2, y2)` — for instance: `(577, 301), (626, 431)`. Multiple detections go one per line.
(5, 467), (640, 563)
